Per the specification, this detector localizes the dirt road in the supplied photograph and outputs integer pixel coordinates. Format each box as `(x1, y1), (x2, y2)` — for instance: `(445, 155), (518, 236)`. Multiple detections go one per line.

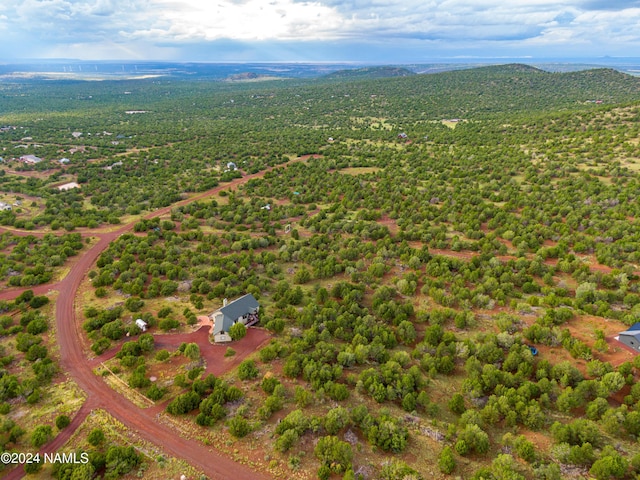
(2, 165), (290, 479)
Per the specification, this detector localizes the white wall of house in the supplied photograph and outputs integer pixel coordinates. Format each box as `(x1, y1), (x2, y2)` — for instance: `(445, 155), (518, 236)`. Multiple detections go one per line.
(214, 332), (232, 343)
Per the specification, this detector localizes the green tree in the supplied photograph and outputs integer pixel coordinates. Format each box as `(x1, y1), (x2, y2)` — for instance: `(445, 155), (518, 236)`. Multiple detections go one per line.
(314, 436), (353, 474)
(183, 343), (201, 361)
(438, 446), (456, 474)
(105, 445), (141, 477)
(31, 425), (52, 447)
(227, 415), (251, 438)
(229, 322), (247, 341)
(237, 360), (259, 380)
(55, 415), (71, 430)
(448, 393), (466, 415)
(88, 428), (105, 446)
(397, 320), (417, 345)
(590, 452), (628, 480)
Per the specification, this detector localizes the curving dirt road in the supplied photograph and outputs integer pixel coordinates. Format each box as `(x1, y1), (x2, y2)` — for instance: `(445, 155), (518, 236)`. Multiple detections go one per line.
(2, 164), (293, 479)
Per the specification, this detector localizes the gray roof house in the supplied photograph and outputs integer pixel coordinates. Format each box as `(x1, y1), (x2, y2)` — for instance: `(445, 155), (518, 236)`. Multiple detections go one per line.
(617, 323), (640, 352)
(209, 294), (259, 343)
(20, 155), (42, 164)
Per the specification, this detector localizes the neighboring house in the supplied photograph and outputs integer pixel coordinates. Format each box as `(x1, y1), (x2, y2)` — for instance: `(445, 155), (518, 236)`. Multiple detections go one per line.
(59, 157), (70, 164)
(226, 161), (238, 171)
(104, 161), (123, 171)
(20, 155), (42, 164)
(209, 294), (259, 343)
(57, 182), (80, 191)
(0, 202), (11, 212)
(617, 323), (640, 352)
(135, 319), (148, 332)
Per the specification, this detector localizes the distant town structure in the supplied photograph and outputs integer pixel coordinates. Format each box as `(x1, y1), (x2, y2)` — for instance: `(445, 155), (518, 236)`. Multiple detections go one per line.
(0, 202), (12, 212)
(105, 161), (123, 171)
(617, 323), (640, 352)
(209, 294), (259, 343)
(20, 154), (42, 164)
(57, 182), (80, 191)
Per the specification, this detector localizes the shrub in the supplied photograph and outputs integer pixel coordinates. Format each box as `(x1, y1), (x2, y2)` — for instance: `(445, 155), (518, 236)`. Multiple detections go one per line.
(88, 428), (105, 446)
(229, 322), (247, 341)
(147, 385), (166, 401)
(448, 393), (466, 415)
(31, 425), (52, 447)
(438, 446), (456, 474)
(155, 349), (170, 361)
(105, 446), (141, 477)
(314, 436), (352, 474)
(55, 415), (71, 430)
(237, 360), (259, 380)
(227, 416), (251, 438)
(159, 318), (180, 331)
(275, 429), (299, 453)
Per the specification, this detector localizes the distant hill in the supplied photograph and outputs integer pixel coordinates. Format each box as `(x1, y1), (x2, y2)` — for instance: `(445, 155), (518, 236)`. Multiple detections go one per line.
(323, 66), (416, 80)
(351, 63), (640, 118)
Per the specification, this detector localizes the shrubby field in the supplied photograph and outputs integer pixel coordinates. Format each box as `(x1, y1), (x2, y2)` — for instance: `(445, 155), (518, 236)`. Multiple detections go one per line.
(2, 64), (640, 479)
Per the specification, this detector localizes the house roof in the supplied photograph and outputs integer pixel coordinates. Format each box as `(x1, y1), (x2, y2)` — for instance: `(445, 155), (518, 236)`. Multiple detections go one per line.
(212, 294), (259, 335)
(218, 294), (259, 321)
(619, 323), (640, 336)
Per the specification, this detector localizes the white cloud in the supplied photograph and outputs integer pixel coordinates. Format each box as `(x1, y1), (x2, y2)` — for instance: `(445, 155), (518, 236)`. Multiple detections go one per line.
(0, 0), (639, 60)
(138, 0), (347, 42)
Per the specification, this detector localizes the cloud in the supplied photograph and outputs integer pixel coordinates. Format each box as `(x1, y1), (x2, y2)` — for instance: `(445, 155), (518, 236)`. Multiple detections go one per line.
(579, 0), (640, 11)
(0, 0), (639, 60)
(132, 0), (346, 42)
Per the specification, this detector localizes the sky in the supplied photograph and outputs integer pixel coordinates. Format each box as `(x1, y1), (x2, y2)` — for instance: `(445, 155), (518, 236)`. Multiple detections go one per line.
(0, 0), (639, 62)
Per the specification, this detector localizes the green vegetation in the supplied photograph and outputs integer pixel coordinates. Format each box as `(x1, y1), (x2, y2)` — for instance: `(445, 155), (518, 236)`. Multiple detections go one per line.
(3, 64), (640, 478)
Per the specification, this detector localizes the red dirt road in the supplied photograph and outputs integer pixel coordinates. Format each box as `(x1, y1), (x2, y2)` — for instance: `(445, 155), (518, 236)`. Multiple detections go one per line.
(2, 165), (292, 479)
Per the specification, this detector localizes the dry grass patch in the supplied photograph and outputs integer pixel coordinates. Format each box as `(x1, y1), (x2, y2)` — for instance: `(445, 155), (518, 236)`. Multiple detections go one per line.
(53, 408), (204, 479)
(338, 167), (382, 176)
(95, 363), (156, 409)
(7, 379), (86, 449)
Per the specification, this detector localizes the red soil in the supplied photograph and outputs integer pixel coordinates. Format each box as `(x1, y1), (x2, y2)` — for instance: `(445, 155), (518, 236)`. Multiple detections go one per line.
(1, 162), (297, 479)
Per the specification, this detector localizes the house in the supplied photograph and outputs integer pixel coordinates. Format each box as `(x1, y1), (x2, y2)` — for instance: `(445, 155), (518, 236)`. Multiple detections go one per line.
(20, 155), (42, 164)
(617, 323), (640, 352)
(397, 132), (408, 139)
(209, 294), (259, 343)
(57, 182), (80, 191)
(226, 161), (238, 171)
(104, 161), (123, 171)
(135, 319), (148, 332)
(0, 202), (11, 212)
(59, 158), (70, 165)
